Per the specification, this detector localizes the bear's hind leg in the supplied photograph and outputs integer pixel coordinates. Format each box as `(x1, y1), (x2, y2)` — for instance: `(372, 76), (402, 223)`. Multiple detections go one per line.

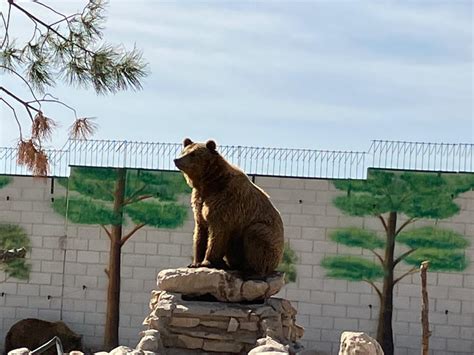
(242, 223), (282, 277)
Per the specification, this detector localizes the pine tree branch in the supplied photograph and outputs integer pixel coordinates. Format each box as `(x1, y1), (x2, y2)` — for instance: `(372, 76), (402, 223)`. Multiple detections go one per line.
(395, 217), (417, 236)
(33, 1), (75, 21)
(9, 0), (95, 57)
(100, 224), (112, 241)
(0, 3), (12, 48)
(120, 223), (145, 246)
(369, 249), (384, 265)
(0, 98), (23, 138)
(394, 248), (417, 266)
(1, 65), (41, 105)
(363, 279), (382, 300)
(28, 94), (78, 118)
(123, 184), (148, 205)
(378, 214), (388, 233)
(0, 86), (38, 121)
(123, 194), (154, 206)
(394, 267), (418, 285)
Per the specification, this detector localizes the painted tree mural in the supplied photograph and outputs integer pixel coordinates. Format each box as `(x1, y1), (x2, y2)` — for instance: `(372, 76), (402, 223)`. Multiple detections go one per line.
(277, 243), (298, 283)
(0, 177), (31, 281)
(52, 167), (189, 349)
(321, 169), (473, 355)
(0, 224), (31, 281)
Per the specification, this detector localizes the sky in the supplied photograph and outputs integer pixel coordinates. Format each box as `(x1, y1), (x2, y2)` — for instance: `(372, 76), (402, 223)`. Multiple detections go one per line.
(0, 0), (472, 152)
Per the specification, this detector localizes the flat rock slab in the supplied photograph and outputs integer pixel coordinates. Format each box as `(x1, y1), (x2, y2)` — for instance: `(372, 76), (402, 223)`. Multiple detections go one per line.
(157, 267), (285, 302)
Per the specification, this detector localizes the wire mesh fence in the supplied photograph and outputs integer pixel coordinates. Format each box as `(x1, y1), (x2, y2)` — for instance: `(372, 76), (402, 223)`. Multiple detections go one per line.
(1, 139), (473, 179)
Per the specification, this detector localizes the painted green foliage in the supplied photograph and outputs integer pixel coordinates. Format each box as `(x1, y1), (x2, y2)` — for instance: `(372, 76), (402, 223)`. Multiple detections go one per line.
(0, 176), (31, 281)
(0, 224), (31, 280)
(53, 167), (190, 228)
(277, 244), (298, 283)
(323, 170), (472, 281)
(0, 176), (11, 189)
(321, 169), (474, 355)
(52, 167), (190, 348)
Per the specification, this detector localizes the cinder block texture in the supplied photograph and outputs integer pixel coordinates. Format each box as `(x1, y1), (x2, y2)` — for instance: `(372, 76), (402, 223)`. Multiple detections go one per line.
(0, 175), (472, 354)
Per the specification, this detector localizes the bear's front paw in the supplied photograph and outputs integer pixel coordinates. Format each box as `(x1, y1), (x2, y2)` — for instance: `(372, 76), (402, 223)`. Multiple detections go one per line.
(188, 262), (202, 268)
(199, 260), (213, 268)
(200, 259), (228, 269)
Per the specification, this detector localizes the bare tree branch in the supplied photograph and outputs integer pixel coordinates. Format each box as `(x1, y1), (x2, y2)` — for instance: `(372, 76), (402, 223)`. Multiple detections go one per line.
(100, 224), (112, 241)
(369, 249), (384, 265)
(378, 214), (388, 233)
(28, 93), (78, 118)
(0, 86), (38, 121)
(120, 223), (145, 246)
(0, 98), (23, 138)
(394, 248), (417, 266)
(394, 267), (418, 285)
(363, 279), (382, 300)
(1, 65), (41, 105)
(395, 217), (417, 236)
(0, 3), (12, 48)
(123, 194), (154, 206)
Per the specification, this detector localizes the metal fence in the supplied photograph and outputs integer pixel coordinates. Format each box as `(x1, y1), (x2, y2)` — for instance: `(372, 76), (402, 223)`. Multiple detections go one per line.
(370, 140), (474, 173)
(1, 139), (473, 179)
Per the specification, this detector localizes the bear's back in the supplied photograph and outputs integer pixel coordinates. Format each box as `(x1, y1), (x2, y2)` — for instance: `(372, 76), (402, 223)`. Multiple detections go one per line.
(4, 318), (81, 355)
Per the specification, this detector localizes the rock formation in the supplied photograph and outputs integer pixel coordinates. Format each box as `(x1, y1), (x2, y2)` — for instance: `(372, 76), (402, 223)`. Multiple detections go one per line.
(141, 267), (304, 354)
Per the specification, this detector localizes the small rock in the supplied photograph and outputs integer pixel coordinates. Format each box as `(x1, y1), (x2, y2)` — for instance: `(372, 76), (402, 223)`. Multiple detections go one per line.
(7, 348), (29, 355)
(242, 280), (268, 301)
(202, 339), (243, 353)
(169, 317), (200, 328)
(136, 329), (165, 353)
(93, 352), (109, 355)
(109, 346), (134, 355)
(69, 352), (85, 355)
(338, 332), (384, 355)
(227, 317), (239, 332)
(177, 334), (204, 349)
(248, 337), (289, 354)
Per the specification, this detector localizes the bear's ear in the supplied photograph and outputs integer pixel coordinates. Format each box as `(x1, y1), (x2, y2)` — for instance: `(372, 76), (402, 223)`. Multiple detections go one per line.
(206, 140), (217, 151)
(183, 138), (193, 147)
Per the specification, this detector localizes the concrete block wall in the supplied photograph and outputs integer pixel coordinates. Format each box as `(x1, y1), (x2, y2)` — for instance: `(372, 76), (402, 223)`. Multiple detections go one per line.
(0, 176), (195, 351)
(0, 174), (473, 354)
(255, 176), (474, 355)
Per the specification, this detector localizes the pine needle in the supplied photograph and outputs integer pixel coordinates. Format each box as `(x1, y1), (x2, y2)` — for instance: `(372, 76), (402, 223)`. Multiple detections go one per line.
(17, 139), (49, 176)
(69, 117), (98, 139)
(31, 111), (56, 140)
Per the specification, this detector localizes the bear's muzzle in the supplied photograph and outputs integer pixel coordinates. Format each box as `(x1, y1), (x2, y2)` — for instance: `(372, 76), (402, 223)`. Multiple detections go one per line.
(174, 158), (182, 169)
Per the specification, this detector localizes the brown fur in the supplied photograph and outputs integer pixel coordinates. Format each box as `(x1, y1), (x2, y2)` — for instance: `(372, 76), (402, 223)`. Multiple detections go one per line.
(174, 138), (284, 277)
(4, 318), (82, 355)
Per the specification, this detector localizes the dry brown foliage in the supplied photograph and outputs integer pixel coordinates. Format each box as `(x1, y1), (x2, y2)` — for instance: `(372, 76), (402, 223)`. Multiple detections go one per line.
(69, 117), (98, 139)
(31, 111), (56, 140)
(17, 139), (49, 176)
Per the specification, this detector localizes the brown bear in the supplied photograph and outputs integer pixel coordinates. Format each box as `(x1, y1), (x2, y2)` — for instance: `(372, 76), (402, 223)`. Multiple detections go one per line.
(4, 318), (82, 355)
(174, 138), (284, 277)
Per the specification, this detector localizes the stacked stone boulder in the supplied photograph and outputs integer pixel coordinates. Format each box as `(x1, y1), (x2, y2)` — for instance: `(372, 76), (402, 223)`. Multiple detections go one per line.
(142, 268), (304, 354)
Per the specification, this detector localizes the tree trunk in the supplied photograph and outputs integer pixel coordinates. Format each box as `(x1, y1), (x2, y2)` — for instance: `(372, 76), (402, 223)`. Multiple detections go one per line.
(104, 168), (126, 350)
(377, 211), (397, 355)
(420, 261), (430, 355)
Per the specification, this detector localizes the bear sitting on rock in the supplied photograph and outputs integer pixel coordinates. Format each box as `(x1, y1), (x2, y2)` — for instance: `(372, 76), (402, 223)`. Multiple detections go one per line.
(174, 138), (284, 277)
